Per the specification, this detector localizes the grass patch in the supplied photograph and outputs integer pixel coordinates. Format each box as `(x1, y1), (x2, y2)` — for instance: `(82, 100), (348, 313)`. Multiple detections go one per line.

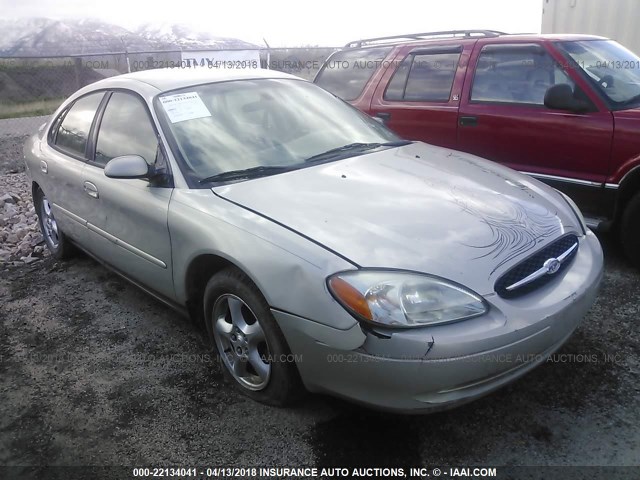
(0, 98), (64, 120)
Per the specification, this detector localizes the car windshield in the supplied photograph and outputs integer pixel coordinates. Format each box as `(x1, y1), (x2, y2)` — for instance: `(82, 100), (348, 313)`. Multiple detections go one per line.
(557, 39), (640, 108)
(155, 78), (399, 184)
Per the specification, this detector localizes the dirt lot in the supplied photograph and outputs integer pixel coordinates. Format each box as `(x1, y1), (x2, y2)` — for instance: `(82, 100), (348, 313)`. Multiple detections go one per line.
(0, 132), (639, 476)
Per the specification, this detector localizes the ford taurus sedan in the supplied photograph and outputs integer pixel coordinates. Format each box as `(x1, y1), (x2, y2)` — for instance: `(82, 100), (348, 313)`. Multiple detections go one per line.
(24, 68), (603, 412)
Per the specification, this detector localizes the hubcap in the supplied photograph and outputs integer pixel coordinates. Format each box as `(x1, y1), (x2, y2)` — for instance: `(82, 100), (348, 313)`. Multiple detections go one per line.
(41, 196), (59, 249)
(212, 294), (271, 391)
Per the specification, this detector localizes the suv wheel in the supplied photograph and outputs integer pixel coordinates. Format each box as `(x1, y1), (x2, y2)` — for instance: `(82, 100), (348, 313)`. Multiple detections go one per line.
(34, 187), (74, 259)
(620, 192), (640, 269)
(203, 267), (304, 406)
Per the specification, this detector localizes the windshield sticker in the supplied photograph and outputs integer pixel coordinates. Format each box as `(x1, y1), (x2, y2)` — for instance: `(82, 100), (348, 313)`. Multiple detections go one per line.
(159, 92), (211, 123)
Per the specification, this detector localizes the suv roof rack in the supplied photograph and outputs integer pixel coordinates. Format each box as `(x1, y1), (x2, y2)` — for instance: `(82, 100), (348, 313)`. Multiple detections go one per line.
(345, 30), (507, 48)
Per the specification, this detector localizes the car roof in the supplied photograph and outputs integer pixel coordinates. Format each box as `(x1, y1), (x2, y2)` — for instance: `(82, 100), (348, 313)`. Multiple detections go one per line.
(86, 67), (300, 93)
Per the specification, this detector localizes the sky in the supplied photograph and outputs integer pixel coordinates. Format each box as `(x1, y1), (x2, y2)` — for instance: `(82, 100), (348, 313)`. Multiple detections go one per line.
(0, 0), (543, 47)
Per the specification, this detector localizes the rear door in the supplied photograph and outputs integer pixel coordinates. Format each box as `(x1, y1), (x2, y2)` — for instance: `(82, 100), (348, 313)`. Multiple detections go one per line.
(456, 42), (614, 217)
(368, 42), (473, 148)
(81, 91), (175, 299)
(42, 92), (106, 243)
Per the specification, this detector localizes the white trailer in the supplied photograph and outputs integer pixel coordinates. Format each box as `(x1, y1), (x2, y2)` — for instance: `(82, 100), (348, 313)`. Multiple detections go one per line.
(541, 0), (640, 54)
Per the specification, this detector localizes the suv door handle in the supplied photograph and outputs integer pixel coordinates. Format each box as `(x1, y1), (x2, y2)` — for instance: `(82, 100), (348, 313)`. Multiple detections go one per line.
(375, 112), (391, 123)
(83, 181), (99, 199)
(459, 116), (478, 127)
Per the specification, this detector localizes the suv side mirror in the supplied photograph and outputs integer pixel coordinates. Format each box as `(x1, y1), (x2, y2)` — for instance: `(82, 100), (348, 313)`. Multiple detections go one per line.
(544, 84), (591, 113)
(104, 155), (151, 179)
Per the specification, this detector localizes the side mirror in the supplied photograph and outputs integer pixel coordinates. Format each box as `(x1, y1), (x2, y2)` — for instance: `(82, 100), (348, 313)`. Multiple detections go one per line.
(544, 84), (591, 113)
(104, 155), (151, 179)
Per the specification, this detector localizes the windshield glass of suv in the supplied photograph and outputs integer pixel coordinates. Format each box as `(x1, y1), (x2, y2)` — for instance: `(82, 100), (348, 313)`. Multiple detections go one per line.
(557, 40), (640, 108)
(156, 78), (399, 183)
(315, 47), (392, 101)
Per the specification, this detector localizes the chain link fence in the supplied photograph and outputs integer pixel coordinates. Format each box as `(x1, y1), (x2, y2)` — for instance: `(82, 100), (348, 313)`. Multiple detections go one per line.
(0, 47), (338, 136)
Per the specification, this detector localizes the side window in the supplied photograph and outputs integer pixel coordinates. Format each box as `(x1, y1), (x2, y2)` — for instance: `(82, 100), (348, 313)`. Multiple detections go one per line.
(95, 92), (158, 168)
(384, 52), (460, 102)
(471, 45), (575, 105)
(54, 93), (104, 157)
(314, 47), (392, 101)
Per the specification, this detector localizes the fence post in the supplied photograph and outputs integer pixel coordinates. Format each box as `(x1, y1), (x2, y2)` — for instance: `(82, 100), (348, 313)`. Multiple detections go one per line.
(120, 37), (131, 73)
(74, 57), (82, 89)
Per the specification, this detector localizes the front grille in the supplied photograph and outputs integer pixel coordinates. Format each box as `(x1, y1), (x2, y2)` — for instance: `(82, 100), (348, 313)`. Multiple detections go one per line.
(495, 234), (579, 299)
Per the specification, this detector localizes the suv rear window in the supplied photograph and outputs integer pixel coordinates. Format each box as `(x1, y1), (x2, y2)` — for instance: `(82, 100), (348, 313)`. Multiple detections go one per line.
(315, 47), (392, 101)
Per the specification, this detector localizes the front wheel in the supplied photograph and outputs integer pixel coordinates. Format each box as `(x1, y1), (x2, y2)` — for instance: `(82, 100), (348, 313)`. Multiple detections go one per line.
(34, 187), (74, 259)
(620, 192), (640, 269)
(203, 267), (304, 406)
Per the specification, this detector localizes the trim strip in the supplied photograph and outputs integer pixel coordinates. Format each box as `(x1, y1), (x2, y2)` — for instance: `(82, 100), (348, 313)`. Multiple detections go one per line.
(54, 203), (167, 269)
(54, 204), (87, 226)
(520, 171), (602, 188)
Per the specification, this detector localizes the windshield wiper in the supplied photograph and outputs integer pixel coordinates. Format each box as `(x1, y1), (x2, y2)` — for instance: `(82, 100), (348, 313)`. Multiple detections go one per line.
(304, 140), (412, 164)
(199, 165), (292, 184)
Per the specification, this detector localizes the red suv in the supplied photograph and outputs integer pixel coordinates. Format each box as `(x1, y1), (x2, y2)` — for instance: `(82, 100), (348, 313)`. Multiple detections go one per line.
(314, 30), (640, 267)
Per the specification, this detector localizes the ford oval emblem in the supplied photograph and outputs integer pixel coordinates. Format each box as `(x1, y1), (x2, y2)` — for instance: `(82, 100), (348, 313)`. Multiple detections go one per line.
(543, 258), (562, 275)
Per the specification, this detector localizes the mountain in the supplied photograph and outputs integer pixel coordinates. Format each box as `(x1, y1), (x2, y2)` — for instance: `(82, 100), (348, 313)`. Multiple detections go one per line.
(136, 23), (258, 50)
(0, 18), (258, 57)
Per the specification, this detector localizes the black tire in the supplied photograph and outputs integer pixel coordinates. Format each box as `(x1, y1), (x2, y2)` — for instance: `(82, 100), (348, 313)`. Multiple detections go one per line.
(203, 267), (305, 406)
(620, 192), (640, 269)
(34, 187), (74, 260)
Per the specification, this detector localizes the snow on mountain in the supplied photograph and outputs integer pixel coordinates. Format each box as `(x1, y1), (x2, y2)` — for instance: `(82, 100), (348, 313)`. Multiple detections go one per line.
(0, 18), (258, 56)
(136, 22), (259, 50)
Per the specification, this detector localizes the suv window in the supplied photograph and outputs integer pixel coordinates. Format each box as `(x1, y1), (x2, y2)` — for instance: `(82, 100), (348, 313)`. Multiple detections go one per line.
(315, 47), (392, 101)
(471, 45), (574, 105)
(54, 93), (104, 157)
(385, 52), (460, 102)
(95, 92), (158, 168)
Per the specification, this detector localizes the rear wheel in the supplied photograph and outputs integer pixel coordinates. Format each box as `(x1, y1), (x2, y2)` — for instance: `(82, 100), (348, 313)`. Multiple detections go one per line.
(34, 187), (74, 259)
(203, 267), (304, 406)
(620, 192), (640, 269)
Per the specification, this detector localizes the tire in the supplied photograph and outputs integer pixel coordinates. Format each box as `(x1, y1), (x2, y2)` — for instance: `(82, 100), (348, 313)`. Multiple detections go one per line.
(203, 267), (305, 406)
(34, 187), (74, 260)
(620, 192), (640, 269)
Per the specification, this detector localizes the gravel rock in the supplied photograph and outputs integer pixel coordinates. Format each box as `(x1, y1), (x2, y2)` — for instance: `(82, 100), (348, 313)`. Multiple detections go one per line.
(0, 171), (49, 268)
(0, 193), (15, 204)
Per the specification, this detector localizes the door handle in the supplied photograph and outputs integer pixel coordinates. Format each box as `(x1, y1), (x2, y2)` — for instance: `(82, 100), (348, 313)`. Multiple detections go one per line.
(40, 160), (48, 174)
(459, 116), (478, 127)
(83, 181), (99, 199)
(375, 112), (391, 124)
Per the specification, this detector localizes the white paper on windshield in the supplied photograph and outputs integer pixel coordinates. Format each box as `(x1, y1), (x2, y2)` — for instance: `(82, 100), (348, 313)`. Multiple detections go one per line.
(159, 92), (211, 123)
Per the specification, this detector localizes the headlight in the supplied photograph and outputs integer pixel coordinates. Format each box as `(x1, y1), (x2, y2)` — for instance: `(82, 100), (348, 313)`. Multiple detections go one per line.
(557, 190), (587, 235)
(327, 270), (488, 328)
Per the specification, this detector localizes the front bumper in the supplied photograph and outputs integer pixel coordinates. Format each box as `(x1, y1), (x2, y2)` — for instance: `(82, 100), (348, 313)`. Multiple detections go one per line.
(273, 231), (604, 413)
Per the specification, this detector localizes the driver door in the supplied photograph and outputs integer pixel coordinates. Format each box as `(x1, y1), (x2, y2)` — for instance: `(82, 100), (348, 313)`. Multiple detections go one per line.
(81, 91), (175, 299)
(457, 42), (613, 216)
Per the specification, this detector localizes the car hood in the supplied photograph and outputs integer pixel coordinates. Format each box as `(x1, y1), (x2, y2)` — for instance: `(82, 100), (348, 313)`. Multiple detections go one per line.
(213, 142), (580, 295)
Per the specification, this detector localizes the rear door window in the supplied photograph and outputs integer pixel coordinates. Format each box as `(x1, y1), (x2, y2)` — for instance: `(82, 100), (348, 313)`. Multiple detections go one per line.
(385, 51), (461, 102)
(315, 47), (392, 101)
(54, 93), (104, 158)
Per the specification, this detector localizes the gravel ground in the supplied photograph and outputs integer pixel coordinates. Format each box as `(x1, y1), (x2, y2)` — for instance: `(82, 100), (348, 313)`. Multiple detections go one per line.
(0, 235), (638, 472)
(0, 135), (49, 266)
(0, 131), (638, 476)
(0, 116), (49, 138)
